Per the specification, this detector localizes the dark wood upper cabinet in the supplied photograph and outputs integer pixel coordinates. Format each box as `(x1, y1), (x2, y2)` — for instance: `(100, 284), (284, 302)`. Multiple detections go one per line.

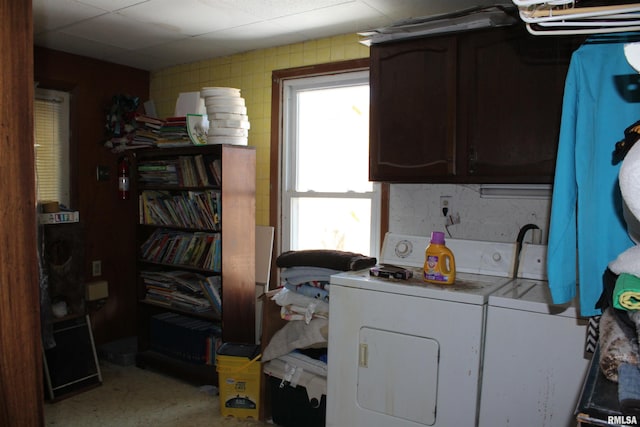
(370, 36), (457, 182)
(369, 25), (583, 183)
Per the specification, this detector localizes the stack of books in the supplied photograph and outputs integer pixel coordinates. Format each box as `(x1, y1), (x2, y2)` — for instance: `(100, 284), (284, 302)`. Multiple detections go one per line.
(141, 269), (222, 317)
(150, 312), (222, 365)
(155, 116), (191, 147)
(137, 155), (221, 187)
(139, 190), (221, 231)
(140, 229), (222, 272)
(130, 114), (193, 149)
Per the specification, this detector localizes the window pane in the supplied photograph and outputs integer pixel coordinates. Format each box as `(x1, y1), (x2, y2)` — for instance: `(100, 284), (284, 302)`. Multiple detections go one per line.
(296, 85), (371, 193)
(291, 197), (371, 255)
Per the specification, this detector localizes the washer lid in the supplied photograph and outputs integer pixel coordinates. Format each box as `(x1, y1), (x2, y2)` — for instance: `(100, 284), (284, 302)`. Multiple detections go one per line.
(489, 279), (582, 318)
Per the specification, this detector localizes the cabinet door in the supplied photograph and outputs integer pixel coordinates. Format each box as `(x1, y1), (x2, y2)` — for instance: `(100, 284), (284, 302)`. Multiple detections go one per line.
(369, 36), (457, 182)
(457, 27), (575, 183)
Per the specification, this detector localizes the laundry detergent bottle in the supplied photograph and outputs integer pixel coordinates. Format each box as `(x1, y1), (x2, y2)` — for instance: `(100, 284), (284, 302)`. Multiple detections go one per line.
(423, 231), (456, 285)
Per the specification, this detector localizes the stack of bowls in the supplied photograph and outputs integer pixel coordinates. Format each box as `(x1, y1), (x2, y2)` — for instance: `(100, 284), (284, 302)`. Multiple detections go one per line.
(200, 87), (250, 145)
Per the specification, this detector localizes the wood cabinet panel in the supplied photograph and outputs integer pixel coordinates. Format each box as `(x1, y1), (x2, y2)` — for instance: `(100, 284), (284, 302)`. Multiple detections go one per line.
(458, 26), (576, 183)
(369, 25), (582, 183)
(370, 36), (457, 182)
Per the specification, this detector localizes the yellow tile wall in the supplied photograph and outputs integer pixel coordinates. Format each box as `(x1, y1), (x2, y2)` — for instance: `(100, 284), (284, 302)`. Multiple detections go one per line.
(149, 33), (369, 226)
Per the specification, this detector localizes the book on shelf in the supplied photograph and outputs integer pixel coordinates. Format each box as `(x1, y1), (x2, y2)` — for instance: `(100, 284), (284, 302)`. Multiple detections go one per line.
(138, 155), (221, 188)
(201, 275), (222, 315)
(210, 158), (222, 185)
(135, 113), (165, 128)
(141, 270), (220, 316)
(140, 229), (221, 271)
(138, 159), (180, 185)
(149, 312), (221, 365)
(140, 190), (221, 230)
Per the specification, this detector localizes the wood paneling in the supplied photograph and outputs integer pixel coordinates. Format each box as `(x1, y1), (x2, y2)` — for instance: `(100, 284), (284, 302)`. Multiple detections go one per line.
(34, 47), (150, 345)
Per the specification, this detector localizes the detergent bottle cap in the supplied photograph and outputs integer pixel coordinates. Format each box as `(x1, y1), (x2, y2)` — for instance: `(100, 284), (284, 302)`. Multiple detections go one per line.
(430, 231), (445, 245)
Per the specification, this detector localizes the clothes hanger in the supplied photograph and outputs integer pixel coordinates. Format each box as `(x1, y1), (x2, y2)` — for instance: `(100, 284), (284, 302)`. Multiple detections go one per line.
(512, 0), (640, 35)
(519, 3), (640, 23)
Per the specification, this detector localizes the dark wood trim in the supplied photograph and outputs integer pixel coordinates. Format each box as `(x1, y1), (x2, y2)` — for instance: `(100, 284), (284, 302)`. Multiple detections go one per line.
(0, 0), (43, 425)
(269, 58), (387, 283)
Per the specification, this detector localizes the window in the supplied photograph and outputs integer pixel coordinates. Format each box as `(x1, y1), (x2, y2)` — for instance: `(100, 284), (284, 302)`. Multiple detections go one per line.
(34, 88), (70, 207)
(281, 70), (380, 257)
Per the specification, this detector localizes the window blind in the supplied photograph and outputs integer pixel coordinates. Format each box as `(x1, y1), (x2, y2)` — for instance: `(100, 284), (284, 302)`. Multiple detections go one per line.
(34, 89), (70, 207)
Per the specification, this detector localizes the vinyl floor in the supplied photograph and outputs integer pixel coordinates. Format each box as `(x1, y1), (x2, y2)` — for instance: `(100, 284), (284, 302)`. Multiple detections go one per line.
(44, 360), (272, 427)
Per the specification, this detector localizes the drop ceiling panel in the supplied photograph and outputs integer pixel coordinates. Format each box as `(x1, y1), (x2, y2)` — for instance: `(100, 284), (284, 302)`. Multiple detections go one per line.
(362, 0), (498, 20)
(271, 1), (387, 39)
(33, 0), (515, 71)
(32, 0), (107, 33)
(117, 0), (262, 36)
(75, 0), (150, 12)
(59, 12), (184, 50)
(199, 21), (307, 51)
(214, 0), (354, 20)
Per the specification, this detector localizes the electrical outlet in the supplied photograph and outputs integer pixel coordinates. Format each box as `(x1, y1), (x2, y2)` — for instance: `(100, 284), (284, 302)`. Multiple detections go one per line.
(92, 260), (102, 277)
(440, 196), (452, 216)
(96, 165), (110, 181)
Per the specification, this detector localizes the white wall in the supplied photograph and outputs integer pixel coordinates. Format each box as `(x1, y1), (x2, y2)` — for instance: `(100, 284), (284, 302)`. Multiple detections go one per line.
(389, 184), (551, 244)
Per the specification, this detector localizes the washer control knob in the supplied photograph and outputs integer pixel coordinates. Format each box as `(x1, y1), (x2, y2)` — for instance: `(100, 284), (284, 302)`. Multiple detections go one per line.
(492, 252), (502, 262)
(395, 240), (413, 258)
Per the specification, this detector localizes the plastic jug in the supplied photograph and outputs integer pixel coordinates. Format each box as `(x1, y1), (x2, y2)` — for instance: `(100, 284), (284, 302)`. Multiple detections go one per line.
(423, 231), (456, 285)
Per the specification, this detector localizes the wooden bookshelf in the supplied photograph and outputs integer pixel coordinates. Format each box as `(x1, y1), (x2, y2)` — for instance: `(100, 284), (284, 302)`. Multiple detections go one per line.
(133, 144), (256, 383)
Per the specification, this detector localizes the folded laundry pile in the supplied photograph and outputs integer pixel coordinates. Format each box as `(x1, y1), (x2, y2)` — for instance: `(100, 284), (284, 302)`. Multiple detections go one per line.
(262, 249), (375, 427)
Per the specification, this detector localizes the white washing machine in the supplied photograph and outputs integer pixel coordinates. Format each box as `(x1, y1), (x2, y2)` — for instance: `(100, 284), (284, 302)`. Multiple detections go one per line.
(326, 233), (517, 427)
(478, 243), (590, 427)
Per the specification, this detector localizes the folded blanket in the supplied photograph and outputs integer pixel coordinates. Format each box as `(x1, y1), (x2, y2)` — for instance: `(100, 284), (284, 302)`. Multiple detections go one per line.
(272, 288), (329, 322)
(280, 266), (340, 284)
(285, 282), (330, 302)
(615, 273), (640, 311)
(599, 307), (640, 382)
(276, 249), (376, 271)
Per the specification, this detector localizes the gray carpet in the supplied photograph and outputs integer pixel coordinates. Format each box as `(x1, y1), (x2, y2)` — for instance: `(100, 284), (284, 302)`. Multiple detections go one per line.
(44, 360), (271, 427)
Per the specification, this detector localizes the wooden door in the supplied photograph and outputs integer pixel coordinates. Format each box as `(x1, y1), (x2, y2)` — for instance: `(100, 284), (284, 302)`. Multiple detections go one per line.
(0, 0), (44, 425)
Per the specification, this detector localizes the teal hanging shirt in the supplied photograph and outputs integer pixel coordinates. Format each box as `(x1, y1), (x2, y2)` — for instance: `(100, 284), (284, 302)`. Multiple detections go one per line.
(548, 35), (640, 317)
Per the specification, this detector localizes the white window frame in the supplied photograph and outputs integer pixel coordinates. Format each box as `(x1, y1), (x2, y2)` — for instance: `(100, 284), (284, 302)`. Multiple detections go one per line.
(280, 70), (380, 258)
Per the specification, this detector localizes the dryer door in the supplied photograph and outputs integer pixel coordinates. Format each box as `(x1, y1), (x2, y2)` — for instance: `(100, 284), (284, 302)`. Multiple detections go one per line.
(358, 327), (439, 425)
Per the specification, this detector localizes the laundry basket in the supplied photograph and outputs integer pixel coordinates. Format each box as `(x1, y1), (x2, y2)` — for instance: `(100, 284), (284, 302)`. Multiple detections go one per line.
(216, 343), (261, 419)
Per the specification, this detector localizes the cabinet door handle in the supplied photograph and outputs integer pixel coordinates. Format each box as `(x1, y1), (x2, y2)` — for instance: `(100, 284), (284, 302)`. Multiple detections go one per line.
(359, 343), (368, 367)
(468, 147), (477, 174)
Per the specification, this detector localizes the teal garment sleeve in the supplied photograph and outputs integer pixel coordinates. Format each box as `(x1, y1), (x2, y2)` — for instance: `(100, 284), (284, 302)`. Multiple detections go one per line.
(548, 36), (638, 317)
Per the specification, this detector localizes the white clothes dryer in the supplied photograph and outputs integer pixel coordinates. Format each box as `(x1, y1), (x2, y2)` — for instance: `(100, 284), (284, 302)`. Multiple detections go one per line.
(326, 233), (517, 427)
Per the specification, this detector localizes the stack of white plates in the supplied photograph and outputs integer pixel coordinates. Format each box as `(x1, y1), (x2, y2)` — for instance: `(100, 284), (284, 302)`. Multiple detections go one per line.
(200, 87), (250, 145)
